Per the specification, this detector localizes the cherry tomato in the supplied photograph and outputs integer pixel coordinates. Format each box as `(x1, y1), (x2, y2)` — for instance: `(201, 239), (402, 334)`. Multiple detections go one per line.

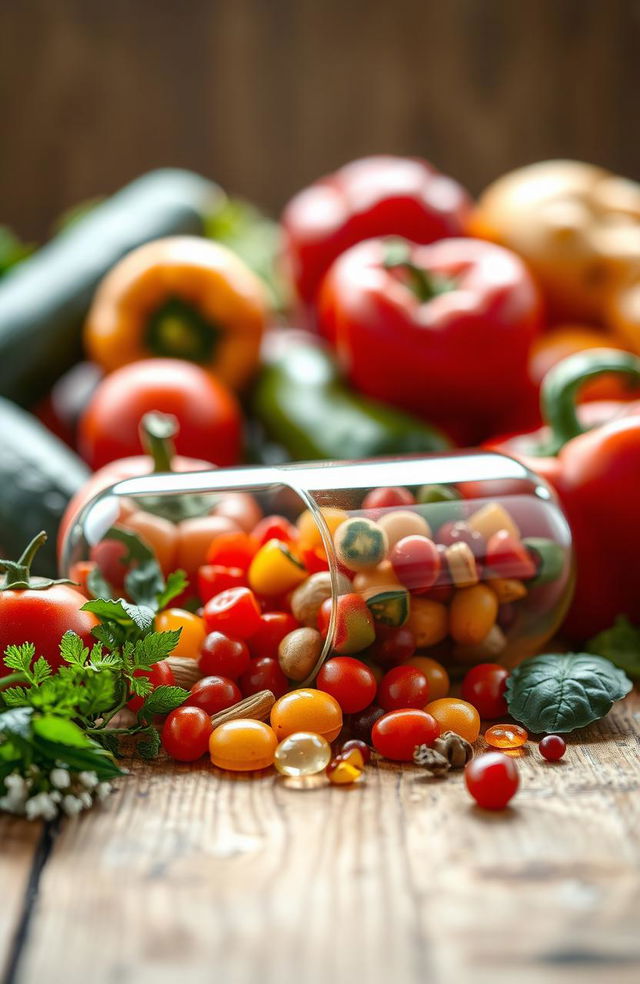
(464, 752), (519, 810)
(389, 535), (441, 592)
(209, 719), (278, 771)
(539, 734), (566, 762)
(252, 515), (298, 547)
(240, 656), (289, 698)
(316, 656), (378, 714)
(127, 659), (176, 713)
(461, 663), (509, 720)
(78, 358), (242, 470)
(270, 688), (343, 742)
(199, 632), (250, 679)
(367, 625), (416, 668)
(203, 587), (262, 639)
(197, 564), (247, 603)
(348, 704), (386, 745)
(425, 698), (481, 743)
(405, 656), (450, 700)
(377, 666), (430, 712)
(362, 487), (415, 510)
(186, 675), (242, 715)
(372, 709), (440, 761)
(161, 706), (213, 762)
(205, 531), (259, 571)
(249, 612), (299, 660)
(155, 609), (206, 660)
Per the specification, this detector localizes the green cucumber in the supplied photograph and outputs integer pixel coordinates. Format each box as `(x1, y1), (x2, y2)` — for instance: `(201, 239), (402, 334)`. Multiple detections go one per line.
(365, 589), (410, 627)
(0, 169), (222, 407)
(0, 398), (90, 577)
(252, 340), (450, 461)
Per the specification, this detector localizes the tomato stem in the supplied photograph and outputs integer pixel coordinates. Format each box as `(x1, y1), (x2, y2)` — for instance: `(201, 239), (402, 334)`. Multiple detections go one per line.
(383, 239), (456, 303)
(139, 412), (178, 472)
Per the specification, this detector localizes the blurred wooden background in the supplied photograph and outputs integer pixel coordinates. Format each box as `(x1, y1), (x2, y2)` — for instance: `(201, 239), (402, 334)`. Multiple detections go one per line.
(1, 0), (639, 238)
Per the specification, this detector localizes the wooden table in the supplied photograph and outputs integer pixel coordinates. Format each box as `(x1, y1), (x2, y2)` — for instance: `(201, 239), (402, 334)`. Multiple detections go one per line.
(2, 692), (639, 984)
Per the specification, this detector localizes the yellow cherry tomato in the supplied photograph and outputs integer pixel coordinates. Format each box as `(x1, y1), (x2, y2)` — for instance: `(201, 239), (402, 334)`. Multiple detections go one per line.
(209, 720), (278, 771)
(425, 698), (481, 743)
(155, 608), (206, 660)
(248, 539), (307, 596)
(405, 656), (450, 700)
(449, 585), (498, 646)
(271, 688), (343, 743)
(407, 598), (448, 648)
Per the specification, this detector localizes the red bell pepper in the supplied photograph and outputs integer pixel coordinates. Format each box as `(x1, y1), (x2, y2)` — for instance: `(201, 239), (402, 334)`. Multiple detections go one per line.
(487, 349), (640, 640)
(317, 237), (542, 444)
(281, 155), (471, 309)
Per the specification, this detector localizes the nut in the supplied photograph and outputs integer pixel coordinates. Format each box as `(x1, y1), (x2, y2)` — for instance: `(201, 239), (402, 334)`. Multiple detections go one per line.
(278, 627), (324, 681)
(445, 542), (479, 587)
(290, 571), (351, 626)
(412, 744), (450, 776)
(165, 657), (202, 688)
(433, 730), (474, 768)
(210, 690), (275, 729)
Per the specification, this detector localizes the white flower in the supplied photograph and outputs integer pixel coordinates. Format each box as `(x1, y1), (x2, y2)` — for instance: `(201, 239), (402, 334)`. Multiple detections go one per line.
(5, 773), (28, 797)
(62, 795), (84, 817)
(0, 773), (29, 814)
(78, 771), (99, 790)
(50, 768), (71, 790)
(78, 791), (93, 809)
(50, 790), (62, 804)
(25, 792), (58, 822)
(96, 782), (112, 802)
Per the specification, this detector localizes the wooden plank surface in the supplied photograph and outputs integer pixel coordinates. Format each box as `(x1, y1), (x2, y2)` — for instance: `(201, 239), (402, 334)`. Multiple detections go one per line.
(5, 691), (640, 984)
(0, 819), (41, 983)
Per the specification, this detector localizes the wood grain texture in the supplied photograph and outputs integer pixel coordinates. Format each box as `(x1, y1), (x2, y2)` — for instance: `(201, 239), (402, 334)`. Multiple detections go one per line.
(0, 819), (41, 981)
(8, 691), (640, 984)
(0, 0), (639, 237)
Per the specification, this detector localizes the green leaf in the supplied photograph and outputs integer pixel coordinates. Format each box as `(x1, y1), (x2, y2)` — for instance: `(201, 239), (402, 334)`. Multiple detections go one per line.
(140, 686), (189, 718)
(206, 198), (286, 309)
(32, 715), (94, 748)
(124, 562), (165, 609)
(59, 631), (89, 668)
(133, 630), (181, 669)
(3, 643), (35, 675)
(1, 687), (29, 707)
(83, 597), (155, 634)
(587, 616), (640, 680)
(31, 716), (123, 779)
(136, 727), (161, 760)
(128, 675), (153, 698)
(31, 657), (53, 685)
(0, 706), (33, 739)
(506, 652), (633, 734)
(0, 225), (35, 277)
(156, 570), (188, 611)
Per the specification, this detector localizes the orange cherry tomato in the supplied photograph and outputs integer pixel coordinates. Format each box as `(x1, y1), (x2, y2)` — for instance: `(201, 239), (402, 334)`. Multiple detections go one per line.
(155, 608), (206, 660)
(424, 698), (481, 743)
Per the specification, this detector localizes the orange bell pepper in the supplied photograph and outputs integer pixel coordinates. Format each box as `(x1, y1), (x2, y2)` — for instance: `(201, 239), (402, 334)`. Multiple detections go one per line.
(84, 237), (267, 390)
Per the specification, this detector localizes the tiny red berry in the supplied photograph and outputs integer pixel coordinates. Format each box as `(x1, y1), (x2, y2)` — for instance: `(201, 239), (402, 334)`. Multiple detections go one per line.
(464, 752), (519, 810)
(539, 734), (566, 762)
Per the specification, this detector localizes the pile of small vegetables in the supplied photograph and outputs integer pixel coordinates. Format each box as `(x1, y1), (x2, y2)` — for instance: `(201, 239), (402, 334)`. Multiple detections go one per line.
(0, 153), (639, 819)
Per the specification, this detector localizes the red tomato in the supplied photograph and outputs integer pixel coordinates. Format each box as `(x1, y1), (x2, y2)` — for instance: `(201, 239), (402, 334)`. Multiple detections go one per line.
(186, 675), (242, 715)
(460, 663), (509, 720)
(203, 587), (262, 639)
(197, 565), (247, 604)
(485, 530), (537, 580)
(252, 515), (298, 547)
(161, 706), (213, 762)
(372, 709), (440, 761)
(362, 487), (415, 510)
(367, 625), (416, 668)
(377, 666), (430, 712)
(205, 532), (258, 570)
(0, 583), (98, 676)
(239, 657), (289, 698)
(389, 535), (441, 592)
(249, 612), (299, 660)
(78, 358), (242, 470)
(464, 752), (519, 810)
(316, 657), (378, 714)
(127, 659), (175, 713)
(199, 632), (251, 679)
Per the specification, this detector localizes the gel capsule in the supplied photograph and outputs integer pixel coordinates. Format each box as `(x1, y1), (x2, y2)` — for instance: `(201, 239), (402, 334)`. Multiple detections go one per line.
(274, 732), (332, 776)
(484, 723), (528, 749)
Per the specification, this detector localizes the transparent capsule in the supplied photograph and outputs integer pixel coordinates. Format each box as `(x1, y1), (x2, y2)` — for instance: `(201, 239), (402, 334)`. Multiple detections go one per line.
(274, 732), (332, 777)
(484, 723), (528, 749)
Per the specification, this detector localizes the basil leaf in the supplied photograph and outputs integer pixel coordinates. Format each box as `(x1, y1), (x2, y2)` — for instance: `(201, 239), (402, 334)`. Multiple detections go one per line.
(506, 652), (632, 733)
(587, 616), (640, 680)
(83, 598), (155, 634)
